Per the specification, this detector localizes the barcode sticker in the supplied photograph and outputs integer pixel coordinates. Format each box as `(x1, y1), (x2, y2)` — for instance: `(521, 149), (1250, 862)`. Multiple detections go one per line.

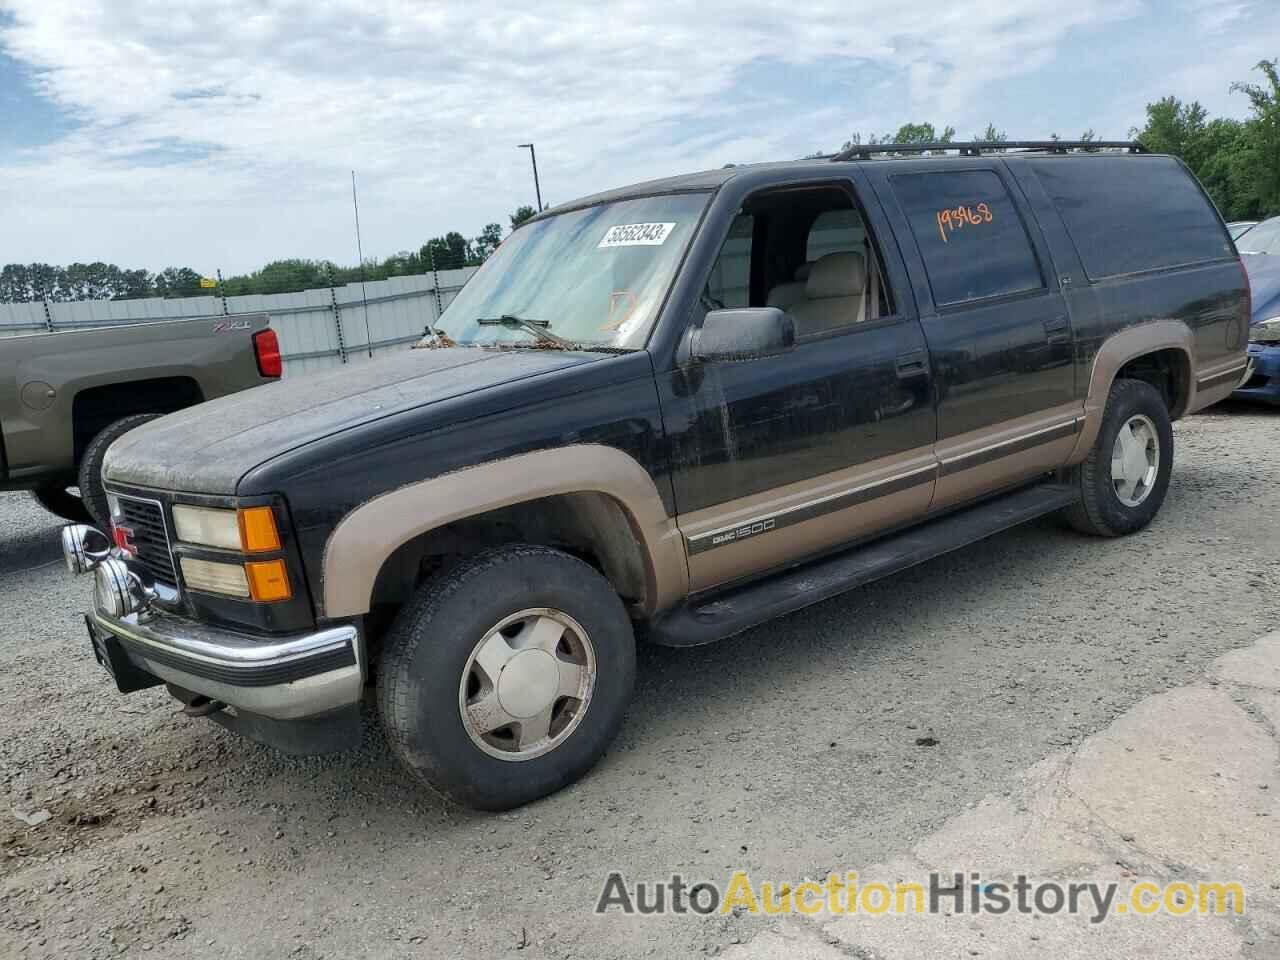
(598, 222), (676, 248)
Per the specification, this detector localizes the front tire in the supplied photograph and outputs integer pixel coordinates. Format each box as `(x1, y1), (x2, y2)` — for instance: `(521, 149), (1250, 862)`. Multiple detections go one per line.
(377, 545), (636, 810)
(1064, 378), (1173, 537)
(29, 484), (92, 524)
(77, 414), (162, 529)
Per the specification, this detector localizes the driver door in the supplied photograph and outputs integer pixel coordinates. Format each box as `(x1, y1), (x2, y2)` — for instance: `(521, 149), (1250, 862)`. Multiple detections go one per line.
(657, 175), (937, 592)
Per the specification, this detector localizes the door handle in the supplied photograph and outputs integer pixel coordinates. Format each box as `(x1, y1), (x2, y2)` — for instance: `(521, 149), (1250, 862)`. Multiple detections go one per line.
(1043, 316), (1071, 345)
(895, 349), (928, 380)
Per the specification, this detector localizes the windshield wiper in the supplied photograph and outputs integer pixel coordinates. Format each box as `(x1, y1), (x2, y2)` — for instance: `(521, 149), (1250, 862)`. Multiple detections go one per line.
(476, 315), (575, 349)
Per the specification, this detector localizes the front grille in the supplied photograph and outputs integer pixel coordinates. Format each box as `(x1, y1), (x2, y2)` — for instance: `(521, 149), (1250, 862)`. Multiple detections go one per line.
(117, 496), (178, 588)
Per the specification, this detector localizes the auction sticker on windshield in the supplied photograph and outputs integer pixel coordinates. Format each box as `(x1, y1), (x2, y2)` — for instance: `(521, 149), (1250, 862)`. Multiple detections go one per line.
(598, 223), (676, 248)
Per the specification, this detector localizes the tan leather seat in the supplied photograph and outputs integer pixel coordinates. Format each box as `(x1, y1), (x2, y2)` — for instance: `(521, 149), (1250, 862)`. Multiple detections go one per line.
(789, 251), (866, 336)
(766, 262), (815, 311)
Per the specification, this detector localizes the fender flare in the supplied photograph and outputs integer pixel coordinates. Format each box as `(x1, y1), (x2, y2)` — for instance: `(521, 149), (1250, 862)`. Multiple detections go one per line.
(321, 444), (689, 619)
(1068, 320), (1195, 462)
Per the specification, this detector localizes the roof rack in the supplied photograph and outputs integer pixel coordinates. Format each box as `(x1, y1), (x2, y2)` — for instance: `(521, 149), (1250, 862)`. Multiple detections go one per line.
(830, 140), (1145, 161)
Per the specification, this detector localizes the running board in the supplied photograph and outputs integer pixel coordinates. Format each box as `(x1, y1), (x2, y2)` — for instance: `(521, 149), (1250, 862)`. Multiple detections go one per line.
(649, 482), (1080, 647)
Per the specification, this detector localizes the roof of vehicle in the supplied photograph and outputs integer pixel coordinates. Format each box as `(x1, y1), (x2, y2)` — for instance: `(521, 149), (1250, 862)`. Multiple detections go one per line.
(537, 141), (1154, 219)
(1237, 215), (1280, 254)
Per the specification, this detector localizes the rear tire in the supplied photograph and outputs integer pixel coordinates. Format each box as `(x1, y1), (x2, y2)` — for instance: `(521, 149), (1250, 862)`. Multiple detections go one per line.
(377, 545), (636, 810)
(1064, 378), (1173, 537)
(77, 414), (162, 529)
(29, 484), (92, 524)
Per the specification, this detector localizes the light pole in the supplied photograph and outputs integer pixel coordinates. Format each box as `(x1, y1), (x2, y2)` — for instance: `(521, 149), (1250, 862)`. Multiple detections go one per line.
(517, 143), (543, 212)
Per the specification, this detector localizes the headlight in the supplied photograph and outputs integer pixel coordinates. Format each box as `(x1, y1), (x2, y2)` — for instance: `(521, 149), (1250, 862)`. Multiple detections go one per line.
(173, 503), (291, 601)
(1251, 317), (1280, 344)
(172, 505), (281, 552)
(180, 557), (251, 598)
(173, 506), (241, 550)
(178, 557), (293, 601)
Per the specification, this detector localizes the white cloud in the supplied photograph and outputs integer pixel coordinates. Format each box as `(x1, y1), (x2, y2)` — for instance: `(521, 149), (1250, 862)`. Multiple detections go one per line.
(1, 0), (1264, 273)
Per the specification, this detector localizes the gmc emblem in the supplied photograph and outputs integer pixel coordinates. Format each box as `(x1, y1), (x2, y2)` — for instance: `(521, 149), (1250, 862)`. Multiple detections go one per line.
(112, 524), (137, 556)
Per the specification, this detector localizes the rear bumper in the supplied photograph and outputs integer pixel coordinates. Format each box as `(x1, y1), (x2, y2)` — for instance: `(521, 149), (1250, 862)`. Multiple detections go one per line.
(88, 606), (362, 720)
(1233, 343), (1280, 404)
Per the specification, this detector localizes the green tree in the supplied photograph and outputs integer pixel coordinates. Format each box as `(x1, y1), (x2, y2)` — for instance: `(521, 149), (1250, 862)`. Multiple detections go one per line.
(509, 205), (537, 231)
(28, 263), (63, 301)
(836, 131), (883, 152)
(1134, 97), (1210, 158)
(472, 222), (503, 261)
(1132, 71), (1280, 221)
(1230, 59), (1280, 216)
(975, 123), (1008, 144)
(890, 122), (956, 146)
(0, 264), (34, 302)
(152, 266), (204, 298)
(421, 232), (473, 271)
(115, 268), (153, 300)
(838, 123), (956, 156)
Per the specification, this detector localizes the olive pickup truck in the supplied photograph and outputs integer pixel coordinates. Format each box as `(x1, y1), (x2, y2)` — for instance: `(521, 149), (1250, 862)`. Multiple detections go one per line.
(60, 142), (1249, 811)
(2, 314), (280, 528)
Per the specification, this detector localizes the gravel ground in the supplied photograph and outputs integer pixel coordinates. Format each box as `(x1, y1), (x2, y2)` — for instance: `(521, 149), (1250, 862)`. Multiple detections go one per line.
(2, 402), (1278, 959)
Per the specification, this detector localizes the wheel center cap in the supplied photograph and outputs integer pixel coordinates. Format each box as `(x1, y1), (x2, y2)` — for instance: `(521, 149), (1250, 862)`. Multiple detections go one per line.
(496, 649), (559, 718)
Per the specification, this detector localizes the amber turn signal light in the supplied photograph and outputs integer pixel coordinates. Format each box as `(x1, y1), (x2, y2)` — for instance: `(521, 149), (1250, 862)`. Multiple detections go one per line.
(238, 506), (281, 553)
(245, 559), (292, 602)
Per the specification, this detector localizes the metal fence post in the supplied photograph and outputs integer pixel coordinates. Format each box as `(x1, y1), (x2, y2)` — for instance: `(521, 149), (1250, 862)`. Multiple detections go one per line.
(216, 269), (230, 316)
(428, 247), (443, 329)
(325, 266), (348, 364)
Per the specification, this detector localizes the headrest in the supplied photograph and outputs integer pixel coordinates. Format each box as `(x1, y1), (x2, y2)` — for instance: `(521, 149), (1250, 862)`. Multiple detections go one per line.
(806, 251), (866, 300)
(794, 261), (814, 282)
(767, 281), (807, 310)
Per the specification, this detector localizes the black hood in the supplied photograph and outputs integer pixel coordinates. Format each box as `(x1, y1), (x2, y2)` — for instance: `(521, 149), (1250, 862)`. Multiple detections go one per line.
(104, 347), (603, 495)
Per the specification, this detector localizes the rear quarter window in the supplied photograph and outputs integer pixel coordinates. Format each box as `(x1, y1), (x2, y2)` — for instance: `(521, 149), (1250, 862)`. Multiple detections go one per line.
(891, 169), (1044, 307)
(1029, 156), (1233, 281)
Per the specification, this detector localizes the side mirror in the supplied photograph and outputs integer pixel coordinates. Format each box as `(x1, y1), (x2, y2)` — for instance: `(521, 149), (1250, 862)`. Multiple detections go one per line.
(691, 308), (796, 363)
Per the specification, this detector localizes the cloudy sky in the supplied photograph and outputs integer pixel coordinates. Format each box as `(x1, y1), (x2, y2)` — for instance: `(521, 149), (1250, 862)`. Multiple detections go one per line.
(1, 1), (1278, 274)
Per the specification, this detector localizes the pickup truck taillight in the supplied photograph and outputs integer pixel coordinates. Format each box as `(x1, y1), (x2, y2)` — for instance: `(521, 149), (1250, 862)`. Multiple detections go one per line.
(253, 328), (283, 379)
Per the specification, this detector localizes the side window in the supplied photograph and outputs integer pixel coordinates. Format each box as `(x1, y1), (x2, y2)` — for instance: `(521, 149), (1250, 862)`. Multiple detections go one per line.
(1030, 156), (1233, 279)
(701, 187), (897, 339)
(704, 214), (753, 308)
(891, 170), (1044, 307)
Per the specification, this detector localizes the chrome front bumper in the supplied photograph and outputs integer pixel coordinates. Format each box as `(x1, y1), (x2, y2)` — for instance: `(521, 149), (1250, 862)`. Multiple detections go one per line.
(88, 608), (362, 720)
(63, 522), (362, 720)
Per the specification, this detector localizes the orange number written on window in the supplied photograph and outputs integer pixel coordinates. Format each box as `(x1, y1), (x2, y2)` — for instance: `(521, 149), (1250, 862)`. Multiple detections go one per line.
(936, 203), (993, 243)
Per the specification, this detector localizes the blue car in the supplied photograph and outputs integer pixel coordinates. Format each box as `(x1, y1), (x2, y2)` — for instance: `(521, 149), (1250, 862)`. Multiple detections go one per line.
(1235, 218), (1280, 404)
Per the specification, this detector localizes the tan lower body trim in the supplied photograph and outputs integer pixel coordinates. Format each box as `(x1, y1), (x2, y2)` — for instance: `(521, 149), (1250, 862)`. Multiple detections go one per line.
(1188, 358), (1249, 414)
(1187, 376), (1240, 414)
(681, 447), (938, 593)
(680, 404), (1086, 592)
(931, 403), (1082, 513)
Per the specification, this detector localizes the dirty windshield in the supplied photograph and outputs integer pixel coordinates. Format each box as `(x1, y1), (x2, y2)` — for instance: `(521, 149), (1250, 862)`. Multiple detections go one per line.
(434, 193), (707, 349)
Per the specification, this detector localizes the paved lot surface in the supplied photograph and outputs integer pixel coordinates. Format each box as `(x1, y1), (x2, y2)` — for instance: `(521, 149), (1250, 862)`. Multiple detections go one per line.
(1, 402), (1278, 959)
(724, 630), (1280, 959)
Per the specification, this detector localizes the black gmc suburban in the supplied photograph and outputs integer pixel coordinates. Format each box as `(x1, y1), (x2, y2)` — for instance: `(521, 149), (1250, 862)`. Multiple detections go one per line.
(61, 142), (1249, 810)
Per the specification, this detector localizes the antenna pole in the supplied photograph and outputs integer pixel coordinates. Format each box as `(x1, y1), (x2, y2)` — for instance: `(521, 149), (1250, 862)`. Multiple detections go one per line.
(351, 170), (374, 358)
(518, 143), (544, 212)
